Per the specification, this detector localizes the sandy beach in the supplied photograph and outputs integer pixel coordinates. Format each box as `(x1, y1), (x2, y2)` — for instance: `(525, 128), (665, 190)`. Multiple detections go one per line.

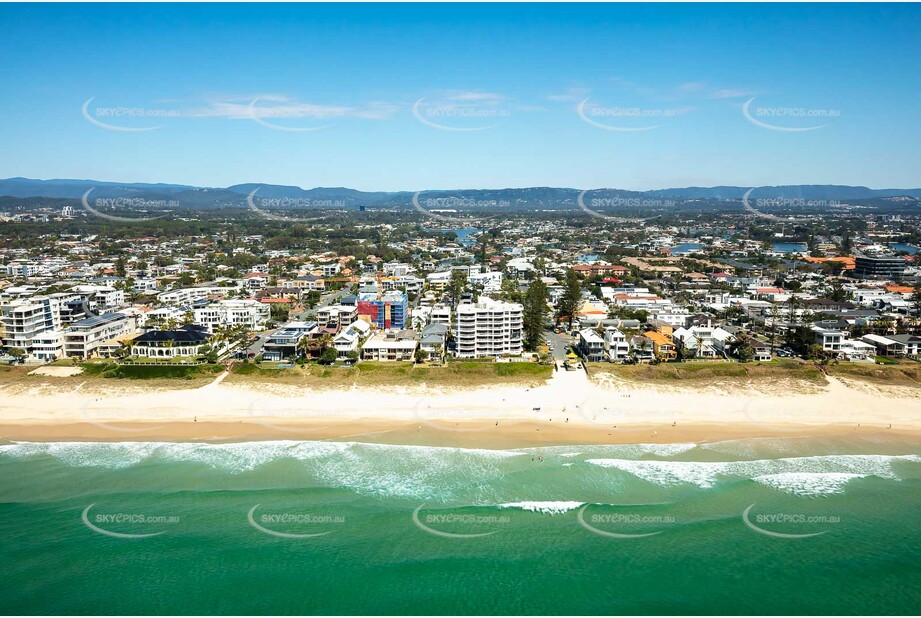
(1, 367), (918, 445)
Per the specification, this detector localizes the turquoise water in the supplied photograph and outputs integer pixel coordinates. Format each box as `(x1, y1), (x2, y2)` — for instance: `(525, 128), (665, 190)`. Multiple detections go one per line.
(889, 243), (919, 255)
(1, 436), (920, 615)
(772, 243), (808, 253)
(670, 243), (703, 254)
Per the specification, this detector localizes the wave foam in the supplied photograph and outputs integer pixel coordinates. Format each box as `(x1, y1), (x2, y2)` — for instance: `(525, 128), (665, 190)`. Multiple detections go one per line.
(585, 454), (920, 494)
(499, 501), (584, 515)
(752, 472), (865, 496)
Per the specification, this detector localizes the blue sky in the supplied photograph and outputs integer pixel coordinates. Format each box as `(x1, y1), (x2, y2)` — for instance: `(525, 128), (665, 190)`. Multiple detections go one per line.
(1, 3), (919, 191)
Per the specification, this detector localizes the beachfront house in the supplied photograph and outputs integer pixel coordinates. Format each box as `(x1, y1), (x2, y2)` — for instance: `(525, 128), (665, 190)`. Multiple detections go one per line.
(603, 327), (631, 362)
(576, 328), (606, 362)
(643, 330), (677, 361)
(360, 330), (419, 362)
(130, 325), (210, 359)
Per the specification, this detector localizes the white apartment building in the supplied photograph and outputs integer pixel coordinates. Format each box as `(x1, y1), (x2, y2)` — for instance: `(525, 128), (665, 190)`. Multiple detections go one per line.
(63, 313), (133, 358)
(1, 295), (64, 359)
(455, 297), (523, 358)
(317, 304), (358, 331)
(430, 304), (452, 326)
(193, 299), (270, 333)
(71, 285), (125, 312)
(469, 270), (503, 293)
(31, 331), (64, 361)
(157, 285), (237, 306)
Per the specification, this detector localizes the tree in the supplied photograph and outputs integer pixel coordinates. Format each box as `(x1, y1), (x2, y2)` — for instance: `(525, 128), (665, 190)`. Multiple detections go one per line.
(911, 286), (921, 317)
(522, 279), (549, 350)
(556, 269), (581, 328)
(448, 269), (468, 308)
(414, 347), (427, 364)
(318, 347), (338, 365)
(826, 280), (850, 302)
(115, 255), (127, 278)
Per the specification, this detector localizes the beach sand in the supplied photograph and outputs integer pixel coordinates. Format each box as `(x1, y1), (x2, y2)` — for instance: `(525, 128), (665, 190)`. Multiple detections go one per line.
(1, 367), (918, 446)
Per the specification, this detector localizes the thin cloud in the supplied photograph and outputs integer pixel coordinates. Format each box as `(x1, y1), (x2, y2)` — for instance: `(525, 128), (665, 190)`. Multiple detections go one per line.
(188, 95), (401, 120)
(547, 87), (591, 102)
(711, 88), (758, 99)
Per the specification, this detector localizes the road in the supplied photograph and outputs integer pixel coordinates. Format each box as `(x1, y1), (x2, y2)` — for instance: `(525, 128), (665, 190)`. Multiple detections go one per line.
(293, 286), (353, 321)
(543, 329), (575, 362)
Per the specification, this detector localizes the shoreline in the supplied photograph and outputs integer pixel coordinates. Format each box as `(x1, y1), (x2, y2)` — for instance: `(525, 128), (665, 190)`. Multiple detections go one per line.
(1, 418), (918, 449)
(1, 369), (919, 446)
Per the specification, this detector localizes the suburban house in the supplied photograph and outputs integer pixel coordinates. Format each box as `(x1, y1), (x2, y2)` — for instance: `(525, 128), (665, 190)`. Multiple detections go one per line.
(130, 325), (210, 359)
(861, 333), (921, 357)
(332, 320), (372, 359)
(361, 329), (419, 361)
(603, 327), (631, 362)
(643, 330), (677, 361)
(673, 323), (733, 358)
(419, 322), (449, 361)
(262, 321), (318, 361)
(576, 328), (606, 362)
(813, 328), (845, 353)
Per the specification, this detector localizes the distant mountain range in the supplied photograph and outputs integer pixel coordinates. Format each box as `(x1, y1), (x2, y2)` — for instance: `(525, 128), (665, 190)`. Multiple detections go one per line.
(1, 177), (920, 211)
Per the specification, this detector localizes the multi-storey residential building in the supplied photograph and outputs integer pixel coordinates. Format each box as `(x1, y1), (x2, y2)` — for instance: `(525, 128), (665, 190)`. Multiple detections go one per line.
(357, 291), (409, 330)
(603, 327), (631, 362)
(454, 297), (523, 358)
(30, 330), (64, 361)
(63, 312), (132, 358)
(317, 304), (358, 331)
(70, 285), (125, 312)
(157, 285), (237, 306)
(577, 328), (606, 362)
(813, 328), (844, 353)
(1, 295), (64, 359)
(193, 300), (270, 333)
(262, 321), (318, 361)
(430, 304), (452, 326)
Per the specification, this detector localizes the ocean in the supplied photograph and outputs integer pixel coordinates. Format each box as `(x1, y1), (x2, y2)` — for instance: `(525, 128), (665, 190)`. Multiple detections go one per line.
(1, 435), (919, 615)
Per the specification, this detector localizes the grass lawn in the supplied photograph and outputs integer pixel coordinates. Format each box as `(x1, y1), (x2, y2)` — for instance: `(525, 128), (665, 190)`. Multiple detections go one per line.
(586, 359), (827, 386)
(227, 360), (552, 388)
(825, 360), (921, 387)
